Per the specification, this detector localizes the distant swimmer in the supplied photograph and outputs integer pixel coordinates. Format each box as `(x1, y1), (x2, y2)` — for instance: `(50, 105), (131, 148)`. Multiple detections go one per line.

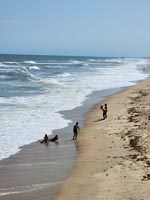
(50, 134), (59, 142)
(73, 122), (80, 140)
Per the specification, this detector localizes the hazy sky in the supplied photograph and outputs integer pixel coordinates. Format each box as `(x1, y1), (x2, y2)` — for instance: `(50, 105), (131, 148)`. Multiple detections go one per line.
(0, 0), (150, 56)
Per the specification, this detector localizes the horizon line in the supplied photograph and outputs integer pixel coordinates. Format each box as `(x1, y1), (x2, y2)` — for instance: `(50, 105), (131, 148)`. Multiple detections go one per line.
(0, 53), (149, 59)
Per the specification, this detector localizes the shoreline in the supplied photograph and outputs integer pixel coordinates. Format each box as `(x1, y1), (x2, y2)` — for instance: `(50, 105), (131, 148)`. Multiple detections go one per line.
(0, 87), (123, 163)
(0, 76), (150, 200)
(54, 77), (150, 200)
(0, 86), (124, 200)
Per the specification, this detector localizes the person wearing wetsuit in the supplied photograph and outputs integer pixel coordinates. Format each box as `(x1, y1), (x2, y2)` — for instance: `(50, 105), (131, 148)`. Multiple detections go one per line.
(73, 122), (80, 140)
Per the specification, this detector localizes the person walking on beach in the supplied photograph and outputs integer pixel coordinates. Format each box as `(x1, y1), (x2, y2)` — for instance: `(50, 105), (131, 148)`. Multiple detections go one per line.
(73, 122), (80, 140)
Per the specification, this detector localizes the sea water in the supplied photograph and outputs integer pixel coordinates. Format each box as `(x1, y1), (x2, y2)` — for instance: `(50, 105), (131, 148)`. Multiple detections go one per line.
(0, 54), (149, 160)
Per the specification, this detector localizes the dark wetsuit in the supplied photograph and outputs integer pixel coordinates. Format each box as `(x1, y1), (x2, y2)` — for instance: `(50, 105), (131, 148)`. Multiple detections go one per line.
(50, 135), (58, 142)
(73, 123), (80, 140)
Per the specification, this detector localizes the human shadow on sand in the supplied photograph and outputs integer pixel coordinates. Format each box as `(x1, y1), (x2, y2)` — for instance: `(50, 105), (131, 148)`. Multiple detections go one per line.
(94, 118), (105, 122)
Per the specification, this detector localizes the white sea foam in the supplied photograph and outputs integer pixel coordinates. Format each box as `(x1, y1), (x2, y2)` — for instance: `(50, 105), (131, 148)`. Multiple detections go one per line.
(26, 62), (84, 66)
(69, 59), (83, 64)
(44, 65), (67, 69)
(29, 66), (40, 70)
(2, 62), (18, 64)
(56, 73), (71, 77)
(35, 78), (63, 86)
(88, 59), (97, 62)
(24, 61), (37, 64)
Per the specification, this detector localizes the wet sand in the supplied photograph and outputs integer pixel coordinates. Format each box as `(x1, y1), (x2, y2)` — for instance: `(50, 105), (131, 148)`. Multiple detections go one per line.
(55, 77), (150, 200)
(0, 138), (76, 200)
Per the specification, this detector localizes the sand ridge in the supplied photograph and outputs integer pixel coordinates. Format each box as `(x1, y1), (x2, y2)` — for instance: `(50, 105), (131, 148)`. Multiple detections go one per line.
(55, 77), (150, 200)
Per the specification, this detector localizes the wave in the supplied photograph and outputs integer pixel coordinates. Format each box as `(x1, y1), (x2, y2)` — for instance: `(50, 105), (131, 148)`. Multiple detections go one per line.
(44, 65), (67, 69)
(71, 60), (83, 64)
(0, 63), (12, 67)
(50, 72), (71, 77)
(106, 59), (123, 64)
(43, 62), (83, 66)
(82, 63), (89, 67)
(23, 61), (73, 65)
(0, 66), (64, 88)
(56, 72), (71, 77)
(29, 66), (40, 70)
(88, 59), (97, 62)
(0, 67), (35, 80)
(24, 61), (37, 64)
(2, 62), (18, 65)
(24, 61), (89, 67)
(33, 78), (63, 86)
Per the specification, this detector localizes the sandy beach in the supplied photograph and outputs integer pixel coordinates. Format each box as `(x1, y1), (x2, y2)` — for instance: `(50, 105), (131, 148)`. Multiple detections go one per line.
(55, 77), (150, 200)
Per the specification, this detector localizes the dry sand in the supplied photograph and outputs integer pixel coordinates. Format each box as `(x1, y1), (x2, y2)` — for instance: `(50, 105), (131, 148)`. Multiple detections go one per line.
(55, 77), (150, 200)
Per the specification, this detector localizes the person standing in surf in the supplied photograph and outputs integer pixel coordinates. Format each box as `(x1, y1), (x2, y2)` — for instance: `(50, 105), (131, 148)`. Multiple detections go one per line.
(73, 122), (80, 140)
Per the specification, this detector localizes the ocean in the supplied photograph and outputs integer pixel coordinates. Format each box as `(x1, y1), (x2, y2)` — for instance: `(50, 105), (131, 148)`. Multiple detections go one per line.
(0, 54), (149, 160)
